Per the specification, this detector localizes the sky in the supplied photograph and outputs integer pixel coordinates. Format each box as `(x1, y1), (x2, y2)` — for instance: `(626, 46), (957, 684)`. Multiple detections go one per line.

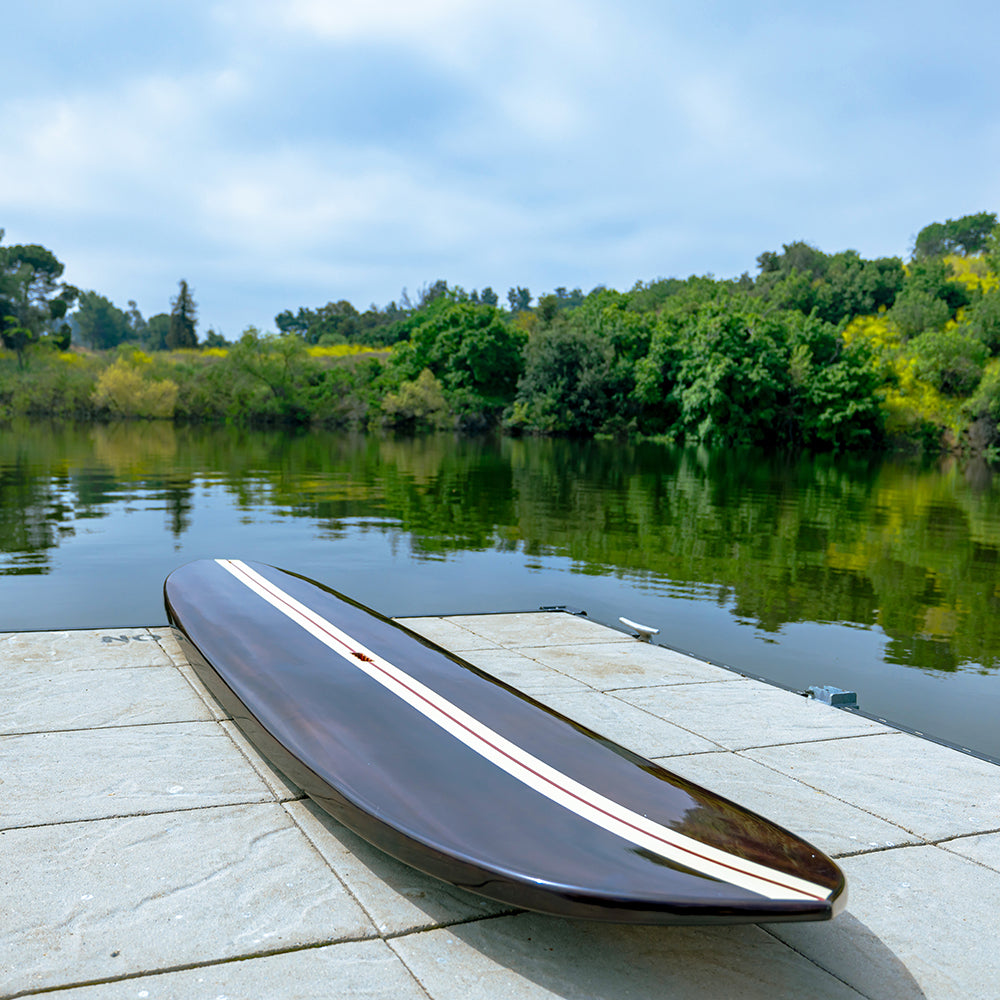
(2, 0), (998, 338)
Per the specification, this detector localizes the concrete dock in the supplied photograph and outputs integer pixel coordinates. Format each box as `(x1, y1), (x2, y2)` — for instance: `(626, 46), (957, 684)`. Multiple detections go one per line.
(2, 612), (998, 1000)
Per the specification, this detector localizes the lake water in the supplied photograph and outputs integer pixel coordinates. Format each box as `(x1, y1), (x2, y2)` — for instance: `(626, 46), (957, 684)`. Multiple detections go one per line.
(2, 420), (999, 761)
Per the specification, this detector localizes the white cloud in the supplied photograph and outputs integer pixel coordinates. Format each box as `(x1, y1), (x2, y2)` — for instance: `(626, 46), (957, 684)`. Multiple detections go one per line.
(0, 70), (252, 218)
(273, 0), (477, 42)
(2, 0), (999, 335)
(219, 0), (609, 143)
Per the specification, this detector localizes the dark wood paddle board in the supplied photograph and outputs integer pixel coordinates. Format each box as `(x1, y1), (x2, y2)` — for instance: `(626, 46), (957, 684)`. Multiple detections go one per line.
(164, 559), (846, 924)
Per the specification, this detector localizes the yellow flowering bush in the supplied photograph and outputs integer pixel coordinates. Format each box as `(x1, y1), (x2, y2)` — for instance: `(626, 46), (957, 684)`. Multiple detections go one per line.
(944, 254), (999, 294)
(841, 313), (900, 355)
(883, 355), (965, 437)
(91, 352), (179, 418)
(842, 312), (977, 437)
(307, 344), (390, 359)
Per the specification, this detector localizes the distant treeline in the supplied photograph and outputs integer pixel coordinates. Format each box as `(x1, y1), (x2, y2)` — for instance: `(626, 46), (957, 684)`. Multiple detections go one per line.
(2, 212), (999, 453)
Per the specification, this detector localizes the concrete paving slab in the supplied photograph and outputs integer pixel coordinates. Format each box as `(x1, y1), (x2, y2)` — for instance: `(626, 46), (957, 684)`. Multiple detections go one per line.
(745, 733), (1000, 841)
(658, 751), (917, 857)
(442, 612), (629, 648)
(1, 665), (213, 735)
(0, 803), (377, 997)
(396, 616), (502, 651)
(459, 647), (593, 696)
(0, 723), (273, 829)
(147, 629), (227, 717)
(35, 939), (427, 1000)
(149, 628), (233, 721)
(4, 612), (996, 1000)
(767, 844), (1000, 1000)
(535, 689), (719, 757)
(0, 628), (172, 670)
(618, 678), (892, 750)
(288, 800), (513, 936)
(522, 640), (729, 690)
(938, 831), (1000, 872)
(389, 912), (867, 1000)
(174, 661), (231, 720)
(147, 626), (189, 667)
(221, 720), (305, 801)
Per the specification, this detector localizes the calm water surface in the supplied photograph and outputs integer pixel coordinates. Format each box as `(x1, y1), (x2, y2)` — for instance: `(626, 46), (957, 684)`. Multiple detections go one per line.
(3, 421), (999, 760)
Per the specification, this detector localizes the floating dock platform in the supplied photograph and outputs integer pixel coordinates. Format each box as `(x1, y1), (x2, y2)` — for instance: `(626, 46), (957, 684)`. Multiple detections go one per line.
(2, 612), (998, 999)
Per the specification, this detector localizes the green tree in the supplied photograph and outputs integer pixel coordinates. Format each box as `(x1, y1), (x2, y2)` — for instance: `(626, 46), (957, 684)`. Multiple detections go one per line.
(0, 228), (10, 303)
(622, 277), (685, 313)
(754, 242), (904, 323)
(671, 307), (791, 446)
(144, 313), (170, 351)
(783, 315), (887, 447)
(225, 328), (311, 421)
(276, 300), (359, 344)
(962, 290), (1000, 354)
(536, 287), (586, 325)
(813, 252), (905, 323)
(167, 280), (197, 349)
(75, 291), (131, 350)
(633, 315), (683, 432)
(946, 212), (997, 255)
(985, 224), (1000, 276)
(0, 236), (78, 366)
(507, 286), (532, 313)
(390, 299), (526, 422)
(202, 328), (228, 347)
(508, 323), (618, 435)
(889, 289), (951, 338)
(898, 257), (970, 320)
(126, 300), (148, 342)
(913, 221), (948, 260)
(965, 364), (1000, 424)
(419, 280), (449, 308)
(909, 327), (988, 397)
(914, 212), (998, 258)
(536, 294), (560, 326)
(275, 297), (406, 346)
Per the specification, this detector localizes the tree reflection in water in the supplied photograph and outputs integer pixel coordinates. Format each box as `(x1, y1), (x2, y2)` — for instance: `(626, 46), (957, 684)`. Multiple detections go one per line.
(2, 420), (999, 677)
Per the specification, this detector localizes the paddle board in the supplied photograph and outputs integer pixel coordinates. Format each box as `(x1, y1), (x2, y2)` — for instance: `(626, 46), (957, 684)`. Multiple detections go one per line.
(164, 559), (846, 924)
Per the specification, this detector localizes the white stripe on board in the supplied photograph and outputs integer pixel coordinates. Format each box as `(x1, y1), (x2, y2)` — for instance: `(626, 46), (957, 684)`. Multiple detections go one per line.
(216, 558), (832, 903)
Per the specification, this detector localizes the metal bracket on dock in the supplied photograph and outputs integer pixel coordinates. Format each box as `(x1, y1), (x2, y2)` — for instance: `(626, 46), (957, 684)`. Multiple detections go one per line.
(806, 685), (858, 708)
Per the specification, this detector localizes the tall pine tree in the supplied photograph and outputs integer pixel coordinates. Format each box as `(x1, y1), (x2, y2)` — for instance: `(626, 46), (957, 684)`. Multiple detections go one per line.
(167, 279), (197, 348)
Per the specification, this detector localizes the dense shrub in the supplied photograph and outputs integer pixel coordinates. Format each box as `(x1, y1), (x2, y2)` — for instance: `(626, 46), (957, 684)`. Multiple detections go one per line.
(889, 290), (951, 339)
(0, 352), (99, 418)
(507, 323), (619, 435)
(963, 291), (1000, 354)
(379, 369), (451, 429)
(91, 351), (178, 418)
(909, 328), (988, 397)
(389, 300), (526, 422)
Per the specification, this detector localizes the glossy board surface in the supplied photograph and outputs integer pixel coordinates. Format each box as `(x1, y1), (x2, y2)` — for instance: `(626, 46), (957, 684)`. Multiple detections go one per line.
(164, 559), (847, 924)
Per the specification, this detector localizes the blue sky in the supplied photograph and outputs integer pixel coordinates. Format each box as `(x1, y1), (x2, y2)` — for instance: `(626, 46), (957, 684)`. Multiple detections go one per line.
(2, 0), (998, 337)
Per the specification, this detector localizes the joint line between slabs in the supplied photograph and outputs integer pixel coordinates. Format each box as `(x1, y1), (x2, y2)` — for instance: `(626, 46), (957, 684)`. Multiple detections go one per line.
(0, 798), (292, 834)
(758, 924), (878, 1000)
(0, 934), (379, 1000)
